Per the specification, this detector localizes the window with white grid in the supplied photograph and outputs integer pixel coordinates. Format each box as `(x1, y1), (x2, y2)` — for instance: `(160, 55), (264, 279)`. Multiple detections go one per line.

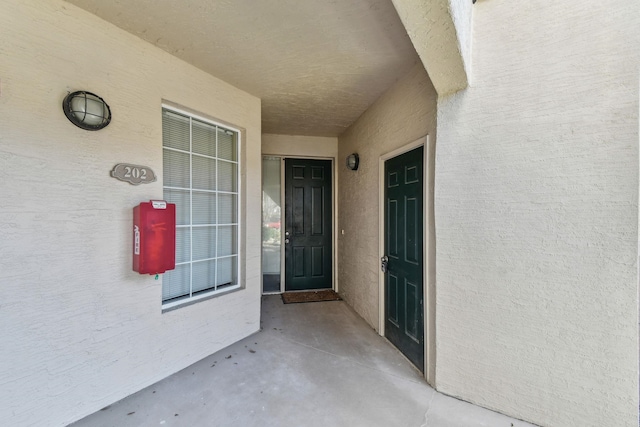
(162, 107), (240, 305)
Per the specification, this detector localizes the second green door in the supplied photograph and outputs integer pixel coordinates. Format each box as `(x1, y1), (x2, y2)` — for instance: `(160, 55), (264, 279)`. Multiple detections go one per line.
(284, 158), (332, 291)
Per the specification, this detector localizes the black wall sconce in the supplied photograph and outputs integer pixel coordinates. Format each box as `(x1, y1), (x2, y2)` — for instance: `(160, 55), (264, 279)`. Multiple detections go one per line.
(62, 90), (111, 131)
(346, 153), (359, 171)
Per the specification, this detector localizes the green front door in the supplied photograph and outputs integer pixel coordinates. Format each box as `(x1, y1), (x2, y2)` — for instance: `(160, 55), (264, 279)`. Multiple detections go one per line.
(284, 158), (332, 291)
(384, 146), (424, 372)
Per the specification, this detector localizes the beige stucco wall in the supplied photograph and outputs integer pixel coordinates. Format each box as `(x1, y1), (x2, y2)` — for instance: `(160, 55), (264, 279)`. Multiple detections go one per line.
(435, 1), (639, 426)
(262, 133), (338, 158)
(391, 0), (467, 94)
(0, 1), (262, 426)
(337, 62), (438, 380)
(448, 0), (472, 78)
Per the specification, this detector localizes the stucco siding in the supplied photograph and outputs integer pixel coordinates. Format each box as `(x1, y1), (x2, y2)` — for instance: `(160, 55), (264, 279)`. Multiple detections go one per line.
(435, 1), (639, 426)
(0, 1), (262, 426)
(262, 134), (338, 159)
(448, 0), (472, 78)
(391, 0), (467, 95)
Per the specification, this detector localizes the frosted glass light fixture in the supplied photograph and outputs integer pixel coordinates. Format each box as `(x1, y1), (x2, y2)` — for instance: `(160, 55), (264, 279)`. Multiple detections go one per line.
(346, 153), (359, 171)
(62, 90), (111, 130)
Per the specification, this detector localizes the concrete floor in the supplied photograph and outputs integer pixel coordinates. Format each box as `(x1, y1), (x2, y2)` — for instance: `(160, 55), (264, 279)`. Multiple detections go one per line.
(72, 296), (538, 427)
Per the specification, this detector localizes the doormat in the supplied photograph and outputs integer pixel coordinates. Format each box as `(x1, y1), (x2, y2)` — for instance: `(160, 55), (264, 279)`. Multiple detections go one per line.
(281, 290), (342, 304)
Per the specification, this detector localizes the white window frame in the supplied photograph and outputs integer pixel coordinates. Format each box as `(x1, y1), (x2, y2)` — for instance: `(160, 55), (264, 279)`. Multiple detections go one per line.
(161, 104), (242, 311)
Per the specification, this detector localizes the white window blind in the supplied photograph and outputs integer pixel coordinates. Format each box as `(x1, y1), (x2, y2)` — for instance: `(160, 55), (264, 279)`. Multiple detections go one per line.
(162, 108), (239, 305)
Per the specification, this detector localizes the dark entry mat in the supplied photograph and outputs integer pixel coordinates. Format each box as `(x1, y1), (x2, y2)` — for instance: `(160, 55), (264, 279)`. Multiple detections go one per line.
(281, 290), (342, 304)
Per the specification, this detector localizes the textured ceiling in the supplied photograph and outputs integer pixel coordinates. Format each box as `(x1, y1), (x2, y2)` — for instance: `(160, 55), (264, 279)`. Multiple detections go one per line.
(65, 0), (419, 136)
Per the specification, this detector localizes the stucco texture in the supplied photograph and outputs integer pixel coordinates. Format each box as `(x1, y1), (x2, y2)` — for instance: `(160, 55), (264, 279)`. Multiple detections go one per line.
(66, 0), (419, 137)
(391, 0), (468, 95)
(434, 1), (639, 426)
(337, 62), (437, 375)
(262, 134), (338, 159)
(0, 1), (262, 426)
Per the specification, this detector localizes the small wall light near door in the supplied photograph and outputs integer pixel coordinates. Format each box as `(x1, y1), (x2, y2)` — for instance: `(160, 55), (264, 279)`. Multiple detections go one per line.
(346, 153), (359, 171)
(62, 90), (111, 131)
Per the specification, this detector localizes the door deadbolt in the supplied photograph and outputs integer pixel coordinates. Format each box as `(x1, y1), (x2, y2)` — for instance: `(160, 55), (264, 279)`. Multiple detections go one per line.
(381, 255), (389, 273)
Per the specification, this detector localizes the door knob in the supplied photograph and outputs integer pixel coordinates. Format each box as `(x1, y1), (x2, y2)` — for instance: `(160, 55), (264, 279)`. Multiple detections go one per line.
(285, 238), (290, 244)
(381, 255), (389, 273)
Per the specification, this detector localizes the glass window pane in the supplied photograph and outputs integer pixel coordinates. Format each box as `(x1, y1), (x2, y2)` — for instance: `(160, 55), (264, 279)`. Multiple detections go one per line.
(218, 129), (237, 161)
(262, 157), (281, 278)
(192, 226), (216, 261)
(192, 155), (216, 191)
(217, 225), (237, 257)
(192, 119), (217, 157)
(163, 149), (190, 188)
(162, 107), (239, 305)
(218, 194), (237, 224)
(192, 191), (217, 225)
(192, 259), (216, 293)
(164, 189), (190, 226)
(162, 264), (190, 301)
(216, 256), (237, 288)
(218, 161), (237, 192)
(176, 227), (190, 264)
(162, 110), (190, 151)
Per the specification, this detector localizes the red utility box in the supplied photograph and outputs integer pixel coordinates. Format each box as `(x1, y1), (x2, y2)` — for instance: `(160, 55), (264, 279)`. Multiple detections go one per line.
(133, 200), (176, 275)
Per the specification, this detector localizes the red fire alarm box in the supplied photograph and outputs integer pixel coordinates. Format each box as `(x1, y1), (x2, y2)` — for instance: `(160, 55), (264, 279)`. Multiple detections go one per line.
(133, 200), (176, 275)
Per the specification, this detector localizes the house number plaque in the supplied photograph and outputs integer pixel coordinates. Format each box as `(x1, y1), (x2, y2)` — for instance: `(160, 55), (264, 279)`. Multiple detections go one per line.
(111, 163), (157, 185)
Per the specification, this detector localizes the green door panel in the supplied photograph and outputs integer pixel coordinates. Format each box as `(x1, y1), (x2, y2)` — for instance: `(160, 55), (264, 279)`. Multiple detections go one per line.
(285, 159), (332, 291)
(384, 146), (424, 372)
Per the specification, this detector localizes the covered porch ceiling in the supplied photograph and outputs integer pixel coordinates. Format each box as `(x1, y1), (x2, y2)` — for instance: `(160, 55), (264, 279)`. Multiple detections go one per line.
(65, 0), (420, 137)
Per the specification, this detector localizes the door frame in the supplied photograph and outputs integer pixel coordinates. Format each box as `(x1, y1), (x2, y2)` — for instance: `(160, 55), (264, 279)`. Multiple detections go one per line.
(378, 135), (435, 384)
(260, 154), (337, 294)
